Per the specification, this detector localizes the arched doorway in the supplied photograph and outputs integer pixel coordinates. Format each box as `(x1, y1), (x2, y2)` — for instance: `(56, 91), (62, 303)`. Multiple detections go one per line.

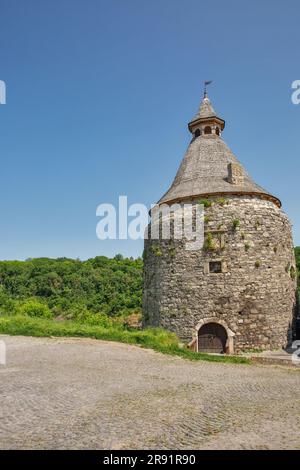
(198, 322), (227, 353)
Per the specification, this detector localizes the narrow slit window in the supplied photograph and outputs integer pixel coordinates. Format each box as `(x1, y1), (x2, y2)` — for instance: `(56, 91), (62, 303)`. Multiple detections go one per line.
(209, 261), (222, 273)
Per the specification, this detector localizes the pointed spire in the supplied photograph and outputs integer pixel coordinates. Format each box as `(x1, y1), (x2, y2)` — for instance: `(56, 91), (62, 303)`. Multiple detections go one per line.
(196, 80), (216, 118)
(196, 94), (217, 120)
(188, 92), (225, 135)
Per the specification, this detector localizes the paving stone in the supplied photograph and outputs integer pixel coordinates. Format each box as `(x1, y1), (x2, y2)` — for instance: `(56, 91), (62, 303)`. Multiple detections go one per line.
(0, 335), (299, 450)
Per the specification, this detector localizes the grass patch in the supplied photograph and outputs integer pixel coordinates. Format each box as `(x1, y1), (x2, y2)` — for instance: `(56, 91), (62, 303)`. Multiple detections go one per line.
(215, 197), (228, 206)
(232, 219), (240, 231)
(198, 198), (212, 208)
(0, 315), (249, 365)
(203, 232), (216, 252)
(243, 348), (265, 354)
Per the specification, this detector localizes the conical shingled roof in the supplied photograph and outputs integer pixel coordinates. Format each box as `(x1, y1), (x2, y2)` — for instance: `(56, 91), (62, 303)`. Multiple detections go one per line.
(192, 94), (217, 120)
(159, 95), (281, 207)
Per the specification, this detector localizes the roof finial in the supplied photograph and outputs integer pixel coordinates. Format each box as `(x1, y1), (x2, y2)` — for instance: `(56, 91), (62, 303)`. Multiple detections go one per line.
(204, 80), (213, 97)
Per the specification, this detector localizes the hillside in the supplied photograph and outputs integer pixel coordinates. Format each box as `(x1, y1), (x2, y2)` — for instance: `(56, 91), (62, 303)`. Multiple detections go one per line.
(0, 255), (143, 320)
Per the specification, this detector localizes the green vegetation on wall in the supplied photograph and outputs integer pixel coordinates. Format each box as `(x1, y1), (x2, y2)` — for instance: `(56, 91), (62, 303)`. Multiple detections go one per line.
(295, 246), (300, 290)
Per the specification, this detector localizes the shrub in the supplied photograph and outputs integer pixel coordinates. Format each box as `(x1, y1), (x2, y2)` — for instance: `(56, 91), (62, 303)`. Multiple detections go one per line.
(20, 300), (53, 319)
(79, 312), (114, 327)
(122, 311), (142, 330)
(0, 290), (19, 316)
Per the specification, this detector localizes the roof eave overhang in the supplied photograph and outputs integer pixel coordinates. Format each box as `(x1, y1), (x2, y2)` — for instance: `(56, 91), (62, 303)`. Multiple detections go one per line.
(188, 116), (225, 132)
(158, 191), (281, 208)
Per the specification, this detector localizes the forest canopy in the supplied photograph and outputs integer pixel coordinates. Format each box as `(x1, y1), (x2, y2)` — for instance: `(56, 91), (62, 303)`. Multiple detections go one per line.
(0, 255), (143, 321)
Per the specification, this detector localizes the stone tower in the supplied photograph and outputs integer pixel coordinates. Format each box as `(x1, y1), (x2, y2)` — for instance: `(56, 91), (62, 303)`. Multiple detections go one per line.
(143, 91), (297, 354)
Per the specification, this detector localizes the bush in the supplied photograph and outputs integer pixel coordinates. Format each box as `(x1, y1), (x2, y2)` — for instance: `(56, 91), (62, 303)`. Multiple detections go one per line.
(19, 300), (53, 319)
(0, 289), (19, 316)
(73, 308), (114, 328)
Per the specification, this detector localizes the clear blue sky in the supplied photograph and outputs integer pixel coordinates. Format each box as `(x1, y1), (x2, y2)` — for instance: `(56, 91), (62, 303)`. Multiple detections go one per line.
(0, 0), (299, 260)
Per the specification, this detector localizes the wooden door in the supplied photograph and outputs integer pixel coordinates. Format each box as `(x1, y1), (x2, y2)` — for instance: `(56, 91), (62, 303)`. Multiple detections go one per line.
(198, 323), (227, 353)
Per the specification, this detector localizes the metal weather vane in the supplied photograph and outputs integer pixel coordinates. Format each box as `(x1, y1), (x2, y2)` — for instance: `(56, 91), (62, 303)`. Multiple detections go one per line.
(204, 80), (213, 96)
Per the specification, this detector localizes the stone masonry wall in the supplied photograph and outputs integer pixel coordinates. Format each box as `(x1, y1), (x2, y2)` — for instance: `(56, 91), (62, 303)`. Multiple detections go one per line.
(143, 196), (297, 353)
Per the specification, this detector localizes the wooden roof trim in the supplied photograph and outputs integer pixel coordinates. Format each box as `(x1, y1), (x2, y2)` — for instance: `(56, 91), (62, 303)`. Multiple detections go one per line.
(158, 191), (282, 208)
(188, 116), (225, 132)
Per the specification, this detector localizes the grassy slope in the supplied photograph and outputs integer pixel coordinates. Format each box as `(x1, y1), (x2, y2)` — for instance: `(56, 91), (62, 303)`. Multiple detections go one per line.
(0, 316), (249, 364)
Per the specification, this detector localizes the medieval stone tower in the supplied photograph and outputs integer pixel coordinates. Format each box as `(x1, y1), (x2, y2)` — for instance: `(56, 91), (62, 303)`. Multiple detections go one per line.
(143, 91), (297, 354)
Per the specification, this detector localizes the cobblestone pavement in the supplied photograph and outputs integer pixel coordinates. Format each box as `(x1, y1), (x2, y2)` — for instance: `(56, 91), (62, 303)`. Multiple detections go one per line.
(0, 335), (300, 450)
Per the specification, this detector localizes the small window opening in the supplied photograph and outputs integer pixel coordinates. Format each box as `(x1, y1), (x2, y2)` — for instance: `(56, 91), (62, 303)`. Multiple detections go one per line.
(215, 127), (220, 136)
(209, 261), (222, 273)
(194, 129), (201, 138)
(204, 126), (212, 134)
